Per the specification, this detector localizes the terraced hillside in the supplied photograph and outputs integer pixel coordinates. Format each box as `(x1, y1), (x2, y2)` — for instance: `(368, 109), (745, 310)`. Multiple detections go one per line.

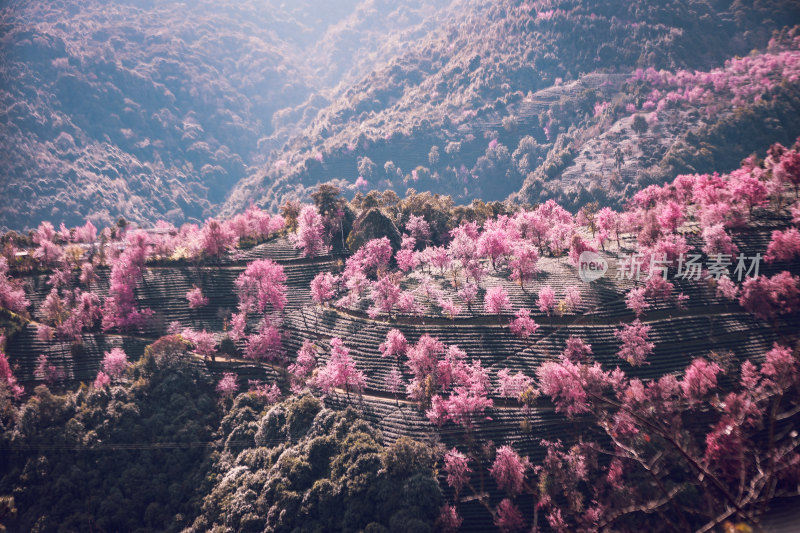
(6, 236), (334, 384)
(4, 226), (799, 529)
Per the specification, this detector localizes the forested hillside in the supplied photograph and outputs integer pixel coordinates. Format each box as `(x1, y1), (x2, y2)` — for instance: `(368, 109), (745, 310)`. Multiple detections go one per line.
(0, 0), (452, 230)
(3, 0), (800, 231)
(224, 0), (800, 214)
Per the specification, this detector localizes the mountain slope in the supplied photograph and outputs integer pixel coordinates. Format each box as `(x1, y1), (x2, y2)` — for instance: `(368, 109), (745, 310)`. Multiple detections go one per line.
(223, 0), (800, 214)
(0, 0), (452, 231)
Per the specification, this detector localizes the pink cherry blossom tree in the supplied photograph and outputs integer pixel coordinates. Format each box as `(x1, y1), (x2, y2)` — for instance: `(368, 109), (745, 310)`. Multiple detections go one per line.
(380, 329), (408, 360)
(656, 200), (685, 233)
(457, 281), (478, 312)
(496, 368), (534, 400)
(216, 372), (239, 400)
(182, 328), (218, 360)
(79, 262), (97, 287)
(563, 336), (593, 363)
(443, 447), (472, 497)
(509, 243), (539, 290)
(529, 336), (800, 531)
(774, 148), (800, 196)
(73, 220), (97, 244)
(186, 286), (209, 309)
(731, 168), (768, 216)
(478, 218), (513, 269)
(291, 205), (328, 257)
(101, 347), (129, 380)
(0, 336), (23, 397)
(680, 358), (722, 405)
(94, 371), (111, 389)
(508, 308), (539, 341)
(369, 273), (402, 318)
(595, 207), (621, 250)
(102, 231), (153, 331)
(715, 275), (739, 300)
(739, 271), (800, 320)
(244, 321), (284, 363)
(0, 257), (29, 315)
(248, 380), (282, 403)
(33, 240), (63, 267)
(235, 259), (287, 314)
(385, 367), (404, 401)
(288, 340), (318, 393)
(315, 337), (366, 399)
(538, 286), (556, 316)
(494, 498), (524, 533)
(701, 224), (738, 258)
(614, 319), (654, 366)
(484, 285), (511, 314)
(490, 445), (530, 496)
(405, 334), (446, 402)
(395, 244), (419, 273)
(33, 221), (57, 247)
(406, 214), (431, 245)
(568, 234), (596, 266)
(355, 237), (393, 278)
(563, 286), (582, 312)
(438, 298), (462, 320)
(310, 272), (338, 305)
(437, 504), (463, 533)
(765, 227), (800, 263)
(625, 286), (650, 317)
(426, 246), (451, 275)
(198, 218), (236, 258)
(229, 311), (247, 342)
(34, 353), (64, 385)
(427, 359), (493, 429)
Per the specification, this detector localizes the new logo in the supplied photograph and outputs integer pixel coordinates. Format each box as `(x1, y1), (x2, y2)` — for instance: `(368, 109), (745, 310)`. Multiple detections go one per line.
(578, 251), (608, 283)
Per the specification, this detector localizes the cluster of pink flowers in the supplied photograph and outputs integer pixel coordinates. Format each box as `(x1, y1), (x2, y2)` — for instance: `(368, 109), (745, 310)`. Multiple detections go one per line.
(629, 45), (800, 116)
(310, 199), (601, 319)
